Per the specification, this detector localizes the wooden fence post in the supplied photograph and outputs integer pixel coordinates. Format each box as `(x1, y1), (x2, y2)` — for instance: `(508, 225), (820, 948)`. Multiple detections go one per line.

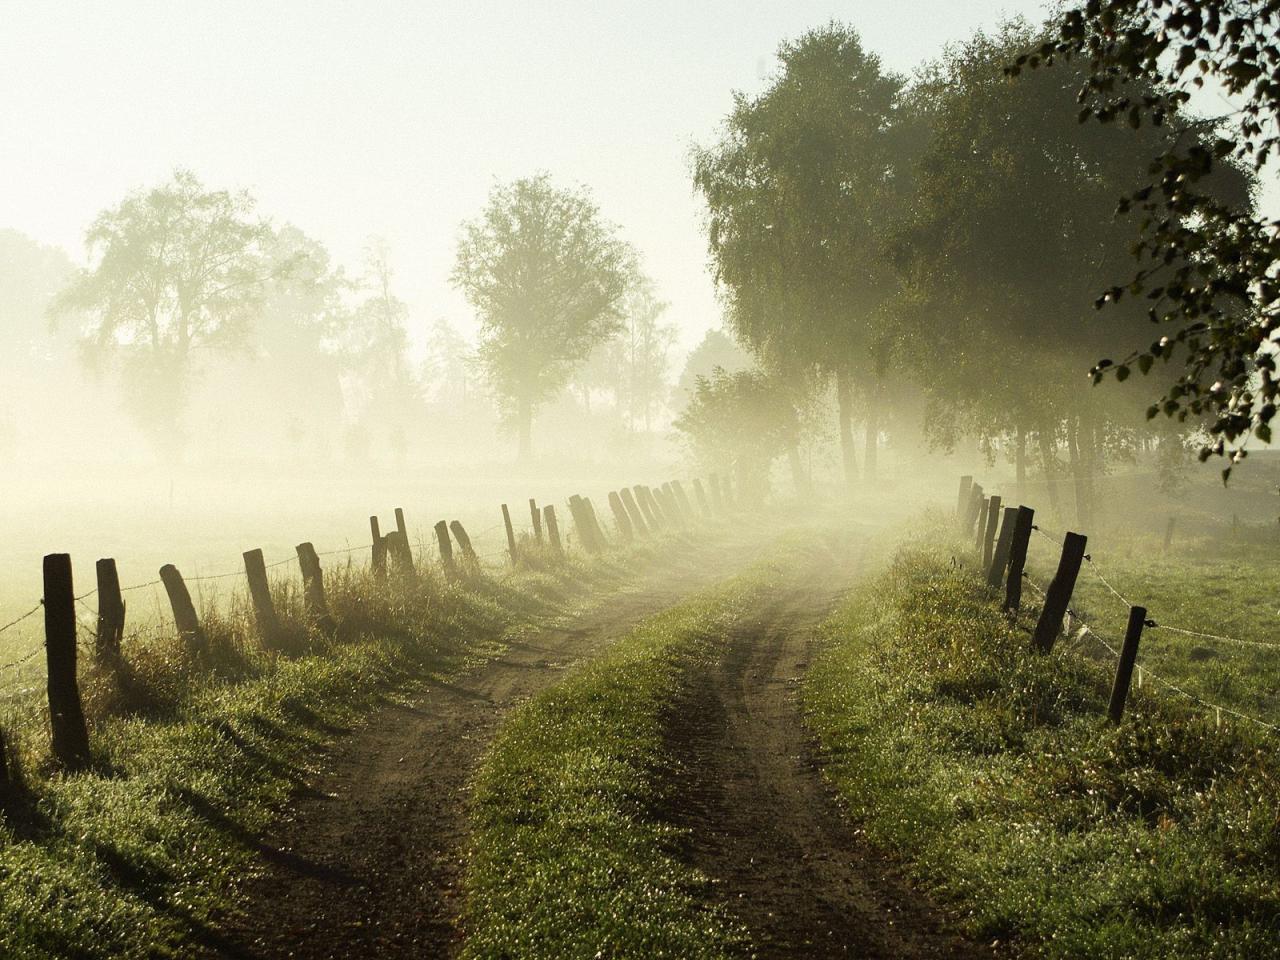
(44, 553), (90, 770)
(501, 504), (518, 565)
(1163, 516), (1176, 553)
(543, 504), (563, 555)
(295, 543), (336, 632)
(243, 548), (281, 648)
(608, 491), (634, 541)
(974, 497), (990, 553)
(693, 478), (712, 517)
(981, 495), (1002, 570)
(634, 486), (661, 529)
(94, 557), (126, 664)
(1002, 506), (1035, 613)
(434, 520), (456, 574)
(957, 475), (973, 521)
(619, 488), (649, 535)
(160, 564), (208, 657)
(672, 480), (695, 520)
(1108, 606), (1148, 724)
(584, 497), (610, 547)
(448, 521), (478, 563)
(660, 484), (685, 525)
(965, 483), (984, 536)
(987, 506), (1018, 588)
(568, 496), (601, 553)
(393, 508), (414, 568)
(650, 485), (675, 526)
(529, 498), (543, 543)
(709, 473), (724, 512)
(370, 516), (387, 580)
(1032, 532), (1088, 654)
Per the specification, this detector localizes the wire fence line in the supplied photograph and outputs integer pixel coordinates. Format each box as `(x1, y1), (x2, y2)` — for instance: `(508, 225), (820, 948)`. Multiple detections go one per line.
(1021, 570), (1278, 735)
(1026, 520), (1280, 654)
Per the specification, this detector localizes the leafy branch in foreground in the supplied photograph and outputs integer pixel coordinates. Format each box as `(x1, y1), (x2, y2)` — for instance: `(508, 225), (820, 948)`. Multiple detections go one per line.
(1018, 0), (1274, 479)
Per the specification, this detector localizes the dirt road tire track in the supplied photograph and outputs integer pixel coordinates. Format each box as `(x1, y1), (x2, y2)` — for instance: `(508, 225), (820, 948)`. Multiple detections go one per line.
(660, 531), (993, 959)
(198, 532), (778, 960)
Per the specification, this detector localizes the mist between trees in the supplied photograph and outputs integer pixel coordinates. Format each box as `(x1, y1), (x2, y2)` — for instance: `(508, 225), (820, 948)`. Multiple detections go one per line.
(4, 6), (1275, 522)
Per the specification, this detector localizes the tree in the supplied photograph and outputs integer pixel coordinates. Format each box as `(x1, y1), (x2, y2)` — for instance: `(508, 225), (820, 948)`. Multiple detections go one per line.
(338, 238), (419, 462)
(694, 23), (908, 485)
(1027, 0), (1267, 479)
(613, 275), (677, 432)
(52, 170), (285, 456)
(452, 175), (634, 460)
(676, 329), (751, 400)
(673, 367), (800, 501)
(896, 23), (1244, 522)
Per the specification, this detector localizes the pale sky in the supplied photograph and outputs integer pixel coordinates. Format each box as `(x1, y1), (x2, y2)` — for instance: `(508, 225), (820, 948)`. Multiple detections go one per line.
(0, 0), (1061, 356)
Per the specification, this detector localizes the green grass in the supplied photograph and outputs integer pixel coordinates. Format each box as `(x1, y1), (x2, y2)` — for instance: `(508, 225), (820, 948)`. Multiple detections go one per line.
(1023, 528), (1280, 728)
(460, 546), (816, 960)
(806, 523), (1280, 960)
(0, 540), (679, 959)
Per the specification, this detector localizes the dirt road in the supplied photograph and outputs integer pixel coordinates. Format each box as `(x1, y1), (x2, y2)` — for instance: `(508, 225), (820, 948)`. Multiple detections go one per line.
(660, 528), (992, 959)
(199, 528), (783, 960)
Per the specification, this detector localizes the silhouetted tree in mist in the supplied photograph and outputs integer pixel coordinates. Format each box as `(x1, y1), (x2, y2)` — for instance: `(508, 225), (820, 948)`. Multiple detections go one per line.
(52, 170), (289, 458)
(452, 174), (634, 461)
(694, 23), (910, 487)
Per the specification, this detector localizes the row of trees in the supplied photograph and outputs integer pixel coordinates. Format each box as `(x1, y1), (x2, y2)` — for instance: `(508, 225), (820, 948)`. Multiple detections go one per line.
(682, 16), (1255, 514)
(33, 171), (683, 463)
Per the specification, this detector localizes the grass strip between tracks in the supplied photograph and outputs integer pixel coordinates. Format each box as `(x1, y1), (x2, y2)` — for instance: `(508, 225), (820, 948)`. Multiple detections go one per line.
(805, 528), (1280, 960)
(460, 544), (820, 959)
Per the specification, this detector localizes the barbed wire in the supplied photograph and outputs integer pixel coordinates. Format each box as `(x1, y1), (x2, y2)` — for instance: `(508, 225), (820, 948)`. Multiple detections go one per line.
(1082, 555), (1134, 610)
(0, 602), (42, 637)
(1023, 570), (1277, 736)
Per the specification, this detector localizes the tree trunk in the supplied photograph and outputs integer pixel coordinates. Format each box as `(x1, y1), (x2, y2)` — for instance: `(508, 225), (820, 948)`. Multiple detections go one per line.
(1038, 424), (1062, 516)
(1015, 424), (1027, 503)
(835, 367), (858, 490)
(1067, 415), (1091, 529)
(517, 397), (532, 462)
(863, 392), (879, 484)
(787, 445), (808, 497)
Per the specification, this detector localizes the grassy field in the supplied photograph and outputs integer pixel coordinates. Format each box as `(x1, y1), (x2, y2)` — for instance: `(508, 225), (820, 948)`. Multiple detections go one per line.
(460, 543), (821, 959)
(0, 535), (675, 959)
(806, 521), (1280, 959)
(1022, 518), (1280, 734)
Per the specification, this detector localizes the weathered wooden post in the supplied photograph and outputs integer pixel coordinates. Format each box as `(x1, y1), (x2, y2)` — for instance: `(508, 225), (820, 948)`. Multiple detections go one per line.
(692, 478), (712, 517)
(672, 481), (696, 520)
(708, 473), (724, 512)
(295, 543), (336, 632)
(633, 485), (661, 529)
(448, 521), (478, 563)
(981, 495), (1002, 570)
(543, 504), (563, 555)
(1032, 532), (1088, 653)
(160, 564), (208, 657)
(434, 520), (456, 574)
(568, 496), (601, 553)
(243, 548), (281, 647)
(1108, 606), (1148, 724)
(584, 497), (610, 548)
(987, 506), (1019, 588)
(44, 553), (90, 769)
(974, 497), (990, 553)
(957, 475), (973, 521)
(501, 504), (518, 565)
(608, 491), (634, 541)
(1002, 506), (1035, 613)
(529, 498), (544, 543)
(659, 484), (685, 525)
(370, 516), (387, 580)
(1163, 516), (1176, 554)
(393, 507), (414, 568)
(649, 485), (675, 526)
(619, 488), (649, 535)
(94, 557), (126, 664)
(965, 483), (984, 536)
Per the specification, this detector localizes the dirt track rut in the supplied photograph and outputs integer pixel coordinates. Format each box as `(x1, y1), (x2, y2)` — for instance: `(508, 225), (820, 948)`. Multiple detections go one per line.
(198, 531), (777, 960)
(661, 530), (993, 959)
